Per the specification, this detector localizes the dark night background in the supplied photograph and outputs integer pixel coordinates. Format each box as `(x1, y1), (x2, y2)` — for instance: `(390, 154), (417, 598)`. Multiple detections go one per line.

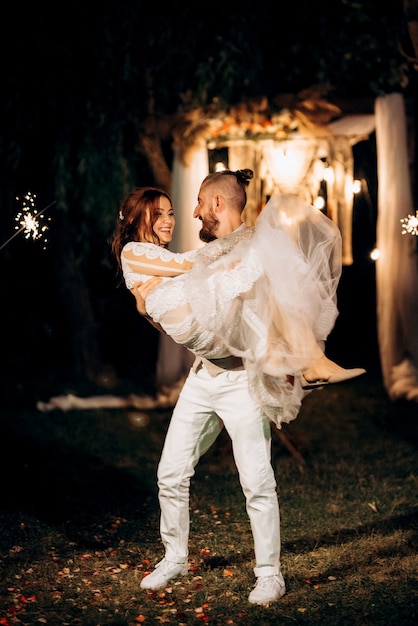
(0, 0), (416, 403)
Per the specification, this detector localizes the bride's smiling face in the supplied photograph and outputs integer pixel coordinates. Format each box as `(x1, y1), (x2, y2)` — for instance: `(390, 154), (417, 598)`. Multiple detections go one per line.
(153, 196), (175, 246)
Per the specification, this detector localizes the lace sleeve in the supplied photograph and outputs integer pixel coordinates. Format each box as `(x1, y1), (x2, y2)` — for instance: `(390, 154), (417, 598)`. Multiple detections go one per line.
(122, 242), (196, 276)
(121, 242), (197, 289)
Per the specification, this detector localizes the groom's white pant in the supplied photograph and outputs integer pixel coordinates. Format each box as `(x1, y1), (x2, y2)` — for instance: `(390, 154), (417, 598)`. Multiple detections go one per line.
(157, 362), (281, 577)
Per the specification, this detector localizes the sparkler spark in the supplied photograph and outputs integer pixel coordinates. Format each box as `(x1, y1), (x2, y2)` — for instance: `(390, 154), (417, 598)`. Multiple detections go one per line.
(400, 210), (418, 236)
(0, 192), (56, 251)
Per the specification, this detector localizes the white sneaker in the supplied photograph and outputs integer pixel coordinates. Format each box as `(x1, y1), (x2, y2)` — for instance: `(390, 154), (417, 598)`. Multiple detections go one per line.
(248, 574), (286, 605)
(140, 558), (188, 590)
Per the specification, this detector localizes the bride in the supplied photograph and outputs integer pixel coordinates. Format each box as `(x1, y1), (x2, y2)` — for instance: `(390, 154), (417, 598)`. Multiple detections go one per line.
(112, 175), (365, 425)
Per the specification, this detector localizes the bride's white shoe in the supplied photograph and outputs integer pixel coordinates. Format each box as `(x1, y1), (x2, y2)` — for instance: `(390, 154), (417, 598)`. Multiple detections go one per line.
(301, 367), (366, 390)
(263, 353), (366, 390)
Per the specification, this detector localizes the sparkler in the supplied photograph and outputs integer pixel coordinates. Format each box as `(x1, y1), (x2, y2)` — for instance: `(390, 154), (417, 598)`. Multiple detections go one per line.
(400, 210), (418, 236)
(0, 192), (56, 251)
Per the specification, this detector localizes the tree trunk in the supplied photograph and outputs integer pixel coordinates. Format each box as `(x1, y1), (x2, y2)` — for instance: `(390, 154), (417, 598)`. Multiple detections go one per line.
(49, 206), (107, 384)
(138, 117), (172, 191)
(404, 0), (418, 62)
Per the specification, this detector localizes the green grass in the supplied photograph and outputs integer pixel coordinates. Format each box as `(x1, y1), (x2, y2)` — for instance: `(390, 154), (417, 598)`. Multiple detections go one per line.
(0, 376), (417, 625)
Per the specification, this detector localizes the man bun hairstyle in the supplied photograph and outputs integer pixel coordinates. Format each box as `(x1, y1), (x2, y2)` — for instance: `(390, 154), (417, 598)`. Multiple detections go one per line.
(235, 169), (254, 186)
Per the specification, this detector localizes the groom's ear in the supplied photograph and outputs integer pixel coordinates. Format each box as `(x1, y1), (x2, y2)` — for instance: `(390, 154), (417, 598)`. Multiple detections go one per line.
(213, 194), (224, 213)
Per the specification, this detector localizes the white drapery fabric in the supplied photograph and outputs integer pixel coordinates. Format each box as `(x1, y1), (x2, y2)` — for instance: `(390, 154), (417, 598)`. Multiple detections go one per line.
(375, 93), (418, 401)
(171, 143), (208, 252)
(155, 143), (208, 387)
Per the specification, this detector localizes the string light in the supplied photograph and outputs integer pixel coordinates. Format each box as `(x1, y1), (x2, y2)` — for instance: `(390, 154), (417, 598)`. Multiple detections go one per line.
(313, 196), (325, 210)
(352, 179), (362, 194)
(323, 166), (334, 184)
(400, 210), (418, 236)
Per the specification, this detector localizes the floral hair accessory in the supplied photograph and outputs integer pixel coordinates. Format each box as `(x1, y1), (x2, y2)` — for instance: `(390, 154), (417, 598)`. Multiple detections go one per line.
(118, 210), (124, 220)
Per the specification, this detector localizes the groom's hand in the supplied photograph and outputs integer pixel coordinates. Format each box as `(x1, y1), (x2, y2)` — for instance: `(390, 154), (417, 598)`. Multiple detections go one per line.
(131, 277), (163, 330)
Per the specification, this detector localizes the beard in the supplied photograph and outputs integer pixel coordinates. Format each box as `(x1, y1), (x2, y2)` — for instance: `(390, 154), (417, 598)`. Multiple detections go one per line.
(199, 211), (219, 242)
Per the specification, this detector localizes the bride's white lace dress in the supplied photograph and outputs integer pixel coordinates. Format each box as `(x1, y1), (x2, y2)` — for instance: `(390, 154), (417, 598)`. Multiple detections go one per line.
(122, 193), (342, 427)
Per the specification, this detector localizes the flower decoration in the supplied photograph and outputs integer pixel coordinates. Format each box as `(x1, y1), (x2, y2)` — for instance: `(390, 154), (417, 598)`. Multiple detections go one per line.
(171, 90), (341, 165)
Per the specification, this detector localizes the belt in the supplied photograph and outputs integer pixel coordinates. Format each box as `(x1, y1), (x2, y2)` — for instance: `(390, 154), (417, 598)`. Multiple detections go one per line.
(206, 356), (244, 370)
(193, 355), (245, 376)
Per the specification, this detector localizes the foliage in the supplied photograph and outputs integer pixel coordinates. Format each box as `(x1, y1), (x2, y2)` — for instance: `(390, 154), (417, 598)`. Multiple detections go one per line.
(2, 0), (413, 228)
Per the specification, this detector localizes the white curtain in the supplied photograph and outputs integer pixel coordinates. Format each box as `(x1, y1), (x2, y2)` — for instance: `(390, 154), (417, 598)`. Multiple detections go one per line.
(375, 93), (418, 401)
(155, 143), (209, 387)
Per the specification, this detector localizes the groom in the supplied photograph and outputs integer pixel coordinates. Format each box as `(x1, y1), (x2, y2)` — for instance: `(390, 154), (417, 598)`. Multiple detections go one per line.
(132, 168), (286, 606)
